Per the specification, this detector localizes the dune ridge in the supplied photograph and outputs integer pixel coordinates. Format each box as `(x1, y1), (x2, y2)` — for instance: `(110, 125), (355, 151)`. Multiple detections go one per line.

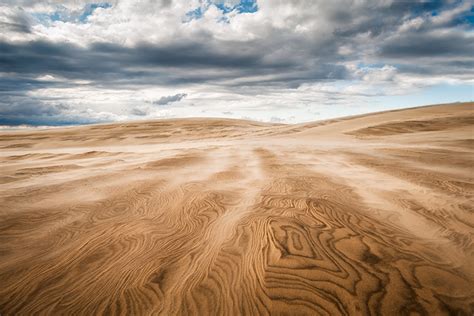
(0, 102), (473, 315)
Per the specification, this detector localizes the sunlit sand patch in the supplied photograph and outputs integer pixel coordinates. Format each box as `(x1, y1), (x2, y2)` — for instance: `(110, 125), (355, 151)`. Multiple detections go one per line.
(0, 102), (473, 315)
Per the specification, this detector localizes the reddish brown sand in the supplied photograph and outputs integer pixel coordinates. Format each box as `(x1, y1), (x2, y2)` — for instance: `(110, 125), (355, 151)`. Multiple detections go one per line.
(0, 102), (473, 315)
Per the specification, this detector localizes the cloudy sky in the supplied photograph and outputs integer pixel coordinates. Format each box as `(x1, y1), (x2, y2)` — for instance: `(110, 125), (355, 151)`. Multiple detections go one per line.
(0, 0), (473, 125)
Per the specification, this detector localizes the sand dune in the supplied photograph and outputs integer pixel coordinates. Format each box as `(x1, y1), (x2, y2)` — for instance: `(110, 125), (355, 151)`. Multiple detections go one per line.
(0, 102), (473, 315)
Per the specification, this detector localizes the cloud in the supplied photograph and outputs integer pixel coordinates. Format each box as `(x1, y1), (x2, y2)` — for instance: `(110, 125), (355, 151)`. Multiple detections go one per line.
(0, 0), (472, 125)
(270, 116), (285, 123)
(0, 92), (124, 125)
(130, 107), (149, 116)
(0, 39), (349, 89)
(153, 93), (188, 105)
(0, 9), (32, 33)
(380, 30), (474, 58)
(0, 97), (69, 125)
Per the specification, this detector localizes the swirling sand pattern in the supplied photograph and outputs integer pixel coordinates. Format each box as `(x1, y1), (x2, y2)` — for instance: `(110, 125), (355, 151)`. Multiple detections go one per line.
(0, 102), (473, 315)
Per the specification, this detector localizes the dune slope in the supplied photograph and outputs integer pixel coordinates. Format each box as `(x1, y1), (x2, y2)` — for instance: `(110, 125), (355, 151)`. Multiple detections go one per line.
(0, 102), (473, 315)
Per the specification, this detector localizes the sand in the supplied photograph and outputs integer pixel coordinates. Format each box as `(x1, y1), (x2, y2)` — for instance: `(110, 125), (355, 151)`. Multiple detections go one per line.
(0, 102), (473, 315)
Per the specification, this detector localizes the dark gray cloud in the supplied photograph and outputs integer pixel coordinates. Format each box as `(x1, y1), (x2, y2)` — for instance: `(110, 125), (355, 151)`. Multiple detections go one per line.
(130, 107), (149, 116)
(0, 76), (58, 92)
(333, 0), (445, 38)
(0, 95), (70, 125)
(153, 93), (187, 105)
(0, 38), (350, 92)
(0, 9), (32, 34)
(380, 31), (474, 58)
(0, 93), (116, 126)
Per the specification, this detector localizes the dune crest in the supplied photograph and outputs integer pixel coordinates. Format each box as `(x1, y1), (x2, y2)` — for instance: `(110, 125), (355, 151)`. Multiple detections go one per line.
(0, 102), (473, 315)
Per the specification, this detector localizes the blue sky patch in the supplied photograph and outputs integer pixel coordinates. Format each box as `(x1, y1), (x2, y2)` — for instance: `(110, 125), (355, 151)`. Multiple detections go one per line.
(79, 3), (112, 23)
(449, 4), (474, 28)
(32, 2), (111, 25)
(460, 5), (474, 26)
(185, 6), (204, 21)
(235, 0), (258, 13)
(185, 0), (258, 22)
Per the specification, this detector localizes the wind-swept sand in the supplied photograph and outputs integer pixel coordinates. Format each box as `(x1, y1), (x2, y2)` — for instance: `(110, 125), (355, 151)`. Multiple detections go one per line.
(0, 102), (473, 315)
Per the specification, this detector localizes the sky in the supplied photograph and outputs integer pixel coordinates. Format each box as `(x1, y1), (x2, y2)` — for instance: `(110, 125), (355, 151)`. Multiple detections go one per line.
(0, 0), (473, 126)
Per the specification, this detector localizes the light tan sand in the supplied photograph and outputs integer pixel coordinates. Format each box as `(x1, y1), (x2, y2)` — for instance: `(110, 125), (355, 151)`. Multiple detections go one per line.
(0, 102), (473, 315)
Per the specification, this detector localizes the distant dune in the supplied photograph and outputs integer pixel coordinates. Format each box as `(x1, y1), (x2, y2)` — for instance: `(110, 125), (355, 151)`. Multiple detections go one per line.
(0, 102), (473, 315)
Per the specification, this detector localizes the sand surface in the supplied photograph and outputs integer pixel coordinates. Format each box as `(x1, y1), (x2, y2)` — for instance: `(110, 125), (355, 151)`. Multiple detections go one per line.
(0, 102), (473, 315)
